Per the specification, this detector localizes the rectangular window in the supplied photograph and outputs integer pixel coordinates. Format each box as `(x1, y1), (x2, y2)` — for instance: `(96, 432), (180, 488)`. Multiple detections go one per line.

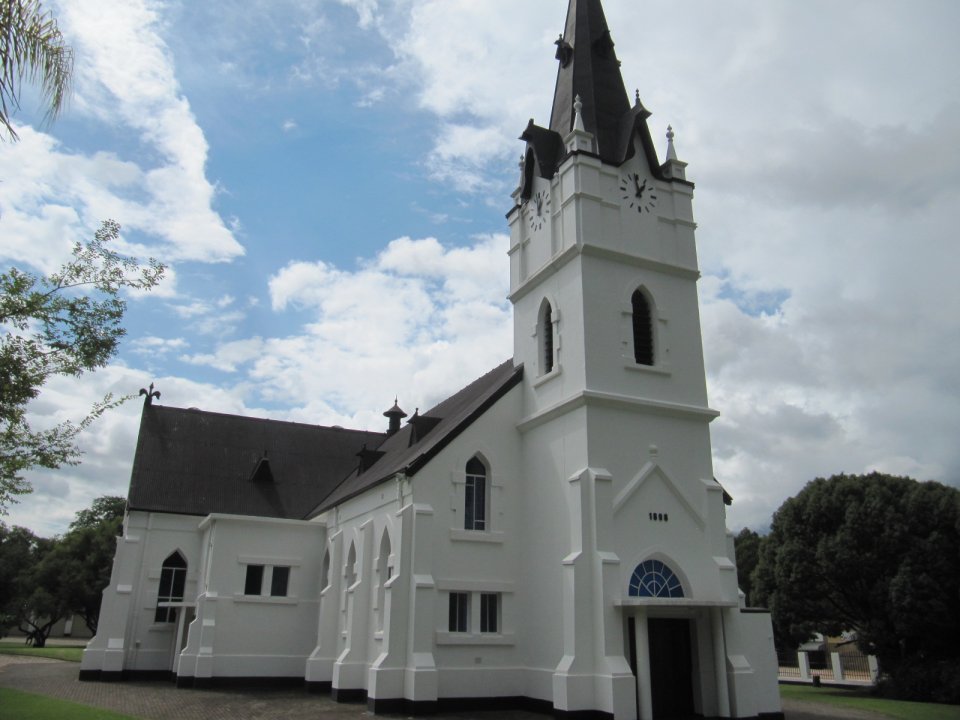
(448, 592), (469, 633)
(270, 566), (290, 597)
(244, 564), (264, 595)
(480, 593), (499, 633)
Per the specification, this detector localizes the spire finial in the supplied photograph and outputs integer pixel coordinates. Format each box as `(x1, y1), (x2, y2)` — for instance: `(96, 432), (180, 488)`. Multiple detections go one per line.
(573, 95), (585, 132)
(666, 124), (678, 161)
(635, 88), (640, 106)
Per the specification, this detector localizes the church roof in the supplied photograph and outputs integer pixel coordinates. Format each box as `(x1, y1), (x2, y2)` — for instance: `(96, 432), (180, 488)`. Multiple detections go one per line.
(310, 359), (523, 515)
(126, 406), (384, 520)
(125, 360), (522, 522)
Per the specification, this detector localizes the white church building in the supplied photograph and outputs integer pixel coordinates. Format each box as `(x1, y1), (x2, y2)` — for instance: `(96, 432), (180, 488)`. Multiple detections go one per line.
(80, 2), (783, 718)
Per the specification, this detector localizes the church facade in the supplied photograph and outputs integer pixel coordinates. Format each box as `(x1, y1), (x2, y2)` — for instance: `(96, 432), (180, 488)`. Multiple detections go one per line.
(80, 2), (783, 718)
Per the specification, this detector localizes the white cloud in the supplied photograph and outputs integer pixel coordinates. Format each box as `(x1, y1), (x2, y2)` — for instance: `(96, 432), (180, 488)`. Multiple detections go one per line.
(0, 0), (242, 270)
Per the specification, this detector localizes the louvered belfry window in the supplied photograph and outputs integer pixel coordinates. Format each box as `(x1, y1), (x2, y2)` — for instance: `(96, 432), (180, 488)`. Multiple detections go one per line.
(543, 303), (554, 373)
(632, 289), (654, 366)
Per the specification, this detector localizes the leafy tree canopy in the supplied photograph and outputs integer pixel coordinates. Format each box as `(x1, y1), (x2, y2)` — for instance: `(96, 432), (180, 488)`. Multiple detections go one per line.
(0, 221), (165, 510)
(0, 0), (73, 141)
(753, 472), (960, 702)
(733, 527), (761, 607)
(0, 495), (124, 643)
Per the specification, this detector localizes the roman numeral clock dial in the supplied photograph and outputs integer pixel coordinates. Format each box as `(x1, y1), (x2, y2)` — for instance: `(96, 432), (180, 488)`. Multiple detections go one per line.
(620, 172), (658, 213)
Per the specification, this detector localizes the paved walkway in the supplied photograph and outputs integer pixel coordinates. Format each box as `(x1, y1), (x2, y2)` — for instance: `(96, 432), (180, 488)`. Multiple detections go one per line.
(0, 656), (887, 720)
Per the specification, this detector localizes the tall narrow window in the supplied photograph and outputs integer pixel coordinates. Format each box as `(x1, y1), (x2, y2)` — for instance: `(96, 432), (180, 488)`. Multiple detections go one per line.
(344, 543), (357, 588)
(448, 592), (469, 633)
(320, 549), (331, 591)
(376, 531), (391, 630)
(539, 300), (555, 374)
(480, 593), (499, 633)
(632, 289), (654, 366)
(155, 552), (187, 623)
(464, 457), (487, 531)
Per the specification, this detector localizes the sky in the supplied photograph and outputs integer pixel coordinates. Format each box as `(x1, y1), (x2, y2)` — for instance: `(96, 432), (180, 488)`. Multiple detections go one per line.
(1, 0), (959, 538)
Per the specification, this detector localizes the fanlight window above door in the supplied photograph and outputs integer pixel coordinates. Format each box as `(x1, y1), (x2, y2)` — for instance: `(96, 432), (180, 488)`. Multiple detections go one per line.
(629, 559), (684, 598)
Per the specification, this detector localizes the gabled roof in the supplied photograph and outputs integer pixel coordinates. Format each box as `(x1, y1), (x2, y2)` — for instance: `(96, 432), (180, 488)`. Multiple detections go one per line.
(310, 360), (523, 516)
(127, 406), (384, 520)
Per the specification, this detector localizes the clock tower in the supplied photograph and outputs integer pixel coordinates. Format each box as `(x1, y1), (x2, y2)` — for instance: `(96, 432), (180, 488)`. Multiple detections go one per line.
(506, 2), (776, 719)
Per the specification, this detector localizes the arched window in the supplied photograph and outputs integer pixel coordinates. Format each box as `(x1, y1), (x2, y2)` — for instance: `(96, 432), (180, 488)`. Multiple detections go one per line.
(344, 543), (357, 588)
(539, 300), (555, 374)
(464, 457), (488, 531)
(629, 559), (684, 598)
(632, 289), (654, 366)
(155, 551), (187, 623)
(376, 531), (392, 630)
(320, 548), (331, 591)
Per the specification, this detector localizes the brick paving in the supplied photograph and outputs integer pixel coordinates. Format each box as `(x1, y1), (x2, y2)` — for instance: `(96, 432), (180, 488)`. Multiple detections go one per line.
(0, 656), (886, 720)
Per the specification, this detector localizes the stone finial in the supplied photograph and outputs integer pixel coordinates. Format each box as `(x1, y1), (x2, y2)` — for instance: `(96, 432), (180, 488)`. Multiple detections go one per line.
(573, 95), (585, 132)
(666, 125), (678, 161)
(635, 89), (641, 107)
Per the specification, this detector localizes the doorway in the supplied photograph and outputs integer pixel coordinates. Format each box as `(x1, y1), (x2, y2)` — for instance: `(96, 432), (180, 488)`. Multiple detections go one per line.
(648, 618), (695, 719)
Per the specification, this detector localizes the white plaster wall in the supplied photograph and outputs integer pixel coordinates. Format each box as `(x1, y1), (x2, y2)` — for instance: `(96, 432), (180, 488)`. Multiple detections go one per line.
(82, 511), (203, 674)
(178, 515), (324, 679)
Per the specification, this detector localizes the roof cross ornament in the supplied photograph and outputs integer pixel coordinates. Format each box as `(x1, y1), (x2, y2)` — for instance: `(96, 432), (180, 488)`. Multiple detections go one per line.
(139, 382), (161, 406)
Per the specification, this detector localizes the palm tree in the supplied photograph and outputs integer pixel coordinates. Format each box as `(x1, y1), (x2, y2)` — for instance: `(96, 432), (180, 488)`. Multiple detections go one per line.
(0, 0), (72, 141)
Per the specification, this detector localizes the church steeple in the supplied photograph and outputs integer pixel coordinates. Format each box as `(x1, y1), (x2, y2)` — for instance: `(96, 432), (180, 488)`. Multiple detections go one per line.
(549, 0), (631, 164)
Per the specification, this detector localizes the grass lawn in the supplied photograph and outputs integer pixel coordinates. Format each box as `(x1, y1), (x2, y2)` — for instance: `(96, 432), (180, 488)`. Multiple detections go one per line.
(781, 684), (960, 720)
(0, 688), (139, 720)
(0, 641), (83, 663)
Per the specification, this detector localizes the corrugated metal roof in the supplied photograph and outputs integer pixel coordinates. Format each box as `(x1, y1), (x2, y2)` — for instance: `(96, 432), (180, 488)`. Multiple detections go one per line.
(127, 406), (384, 520)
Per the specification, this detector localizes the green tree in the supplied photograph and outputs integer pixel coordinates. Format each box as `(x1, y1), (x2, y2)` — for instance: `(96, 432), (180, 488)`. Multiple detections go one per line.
(0, 496), (124, 644)
(0, 221), (165, 510)
(0, 521), (38, 633)
(733, 527), (762, 607)
(59, 495), (124, 633)
(0, 0), (73, 141)
(753, 472), (960, 702)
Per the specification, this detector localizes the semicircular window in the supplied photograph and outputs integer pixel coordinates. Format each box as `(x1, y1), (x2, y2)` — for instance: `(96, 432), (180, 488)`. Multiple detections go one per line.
(629, 559), (684, 598)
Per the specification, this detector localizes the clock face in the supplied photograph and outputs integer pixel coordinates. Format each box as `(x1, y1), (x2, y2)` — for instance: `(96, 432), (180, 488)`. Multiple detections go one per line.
(620, 172), (658, 214)
(528, 189), (550, 231)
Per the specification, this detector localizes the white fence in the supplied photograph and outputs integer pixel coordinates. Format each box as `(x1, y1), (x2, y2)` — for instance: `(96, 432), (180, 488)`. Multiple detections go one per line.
(777, 650), (879, 684)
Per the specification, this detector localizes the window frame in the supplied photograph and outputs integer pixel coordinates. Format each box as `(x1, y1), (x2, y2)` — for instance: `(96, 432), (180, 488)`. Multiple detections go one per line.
(155, 552), (187, 624)
(448, 591), (470, 633)
(464, 456), (488, 531)
(480, 592), (499, 634)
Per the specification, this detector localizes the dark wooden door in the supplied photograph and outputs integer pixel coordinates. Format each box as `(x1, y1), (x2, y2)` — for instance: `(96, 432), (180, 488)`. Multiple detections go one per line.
(648, 618), (695, 719)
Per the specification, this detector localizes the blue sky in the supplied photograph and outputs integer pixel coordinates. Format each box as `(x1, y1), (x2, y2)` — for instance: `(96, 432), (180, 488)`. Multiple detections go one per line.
(2, 0), (960, 536)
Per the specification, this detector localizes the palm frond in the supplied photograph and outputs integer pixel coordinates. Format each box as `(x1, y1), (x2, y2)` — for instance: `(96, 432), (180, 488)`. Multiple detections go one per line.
(0, 0), (73, 140)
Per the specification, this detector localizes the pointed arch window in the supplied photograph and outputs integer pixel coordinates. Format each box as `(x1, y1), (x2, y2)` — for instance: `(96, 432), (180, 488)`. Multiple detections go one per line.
(632, 289), (654, 366)
(344, 543), (357, 588)
(465, 457), (488, 531)
(320, 548), (331, 591)
(376, 531), (392, 630)
(155, 552), (187, 623)
(629, 559), (684, 598)
(539, 300), (555, 375)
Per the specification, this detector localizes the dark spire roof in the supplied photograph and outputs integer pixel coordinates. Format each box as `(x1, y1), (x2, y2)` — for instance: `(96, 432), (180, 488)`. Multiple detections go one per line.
(549, 0), (631, 164)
